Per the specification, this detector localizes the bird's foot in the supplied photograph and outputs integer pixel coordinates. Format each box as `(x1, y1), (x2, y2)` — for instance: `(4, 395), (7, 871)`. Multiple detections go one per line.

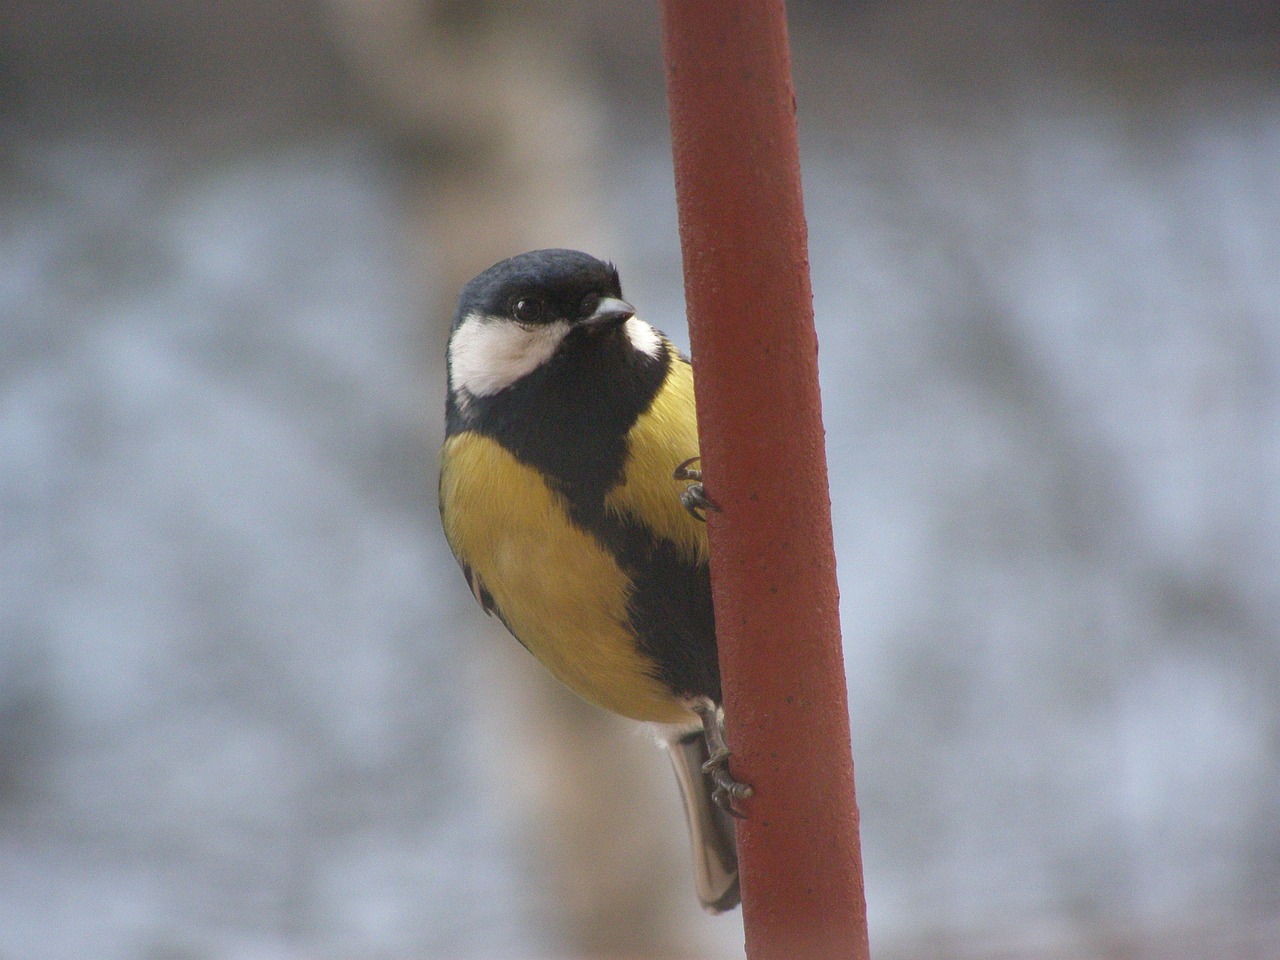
(690, 697), (752, 817)
(703, 747), (753, 817)
(674, 457), (718, 522)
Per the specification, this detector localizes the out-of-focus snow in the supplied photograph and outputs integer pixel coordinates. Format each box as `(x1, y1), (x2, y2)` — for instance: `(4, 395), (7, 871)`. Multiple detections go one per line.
(2, 63), (1278, 960)
(0, 136), (529, 959)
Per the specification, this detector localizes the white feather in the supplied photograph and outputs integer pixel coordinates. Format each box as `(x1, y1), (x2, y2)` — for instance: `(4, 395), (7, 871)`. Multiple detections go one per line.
(625, 317), (664, 359)
(449, 312), (571, 398)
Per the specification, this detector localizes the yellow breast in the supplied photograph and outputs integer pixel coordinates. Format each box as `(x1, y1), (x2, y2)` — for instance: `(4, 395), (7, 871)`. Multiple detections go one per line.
(439, 489), (686, 721)
(440, 347), (707, 725)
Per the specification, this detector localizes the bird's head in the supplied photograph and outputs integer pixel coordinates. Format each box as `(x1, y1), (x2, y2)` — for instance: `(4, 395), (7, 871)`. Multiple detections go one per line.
(447, 249), (659, 403)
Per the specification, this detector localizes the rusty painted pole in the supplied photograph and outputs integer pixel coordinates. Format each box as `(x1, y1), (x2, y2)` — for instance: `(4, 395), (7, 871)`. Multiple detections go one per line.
(659, 2), (869, 958)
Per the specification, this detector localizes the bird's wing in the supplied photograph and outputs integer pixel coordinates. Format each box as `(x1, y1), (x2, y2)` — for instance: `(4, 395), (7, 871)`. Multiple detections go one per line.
(461, 560), (497, 617)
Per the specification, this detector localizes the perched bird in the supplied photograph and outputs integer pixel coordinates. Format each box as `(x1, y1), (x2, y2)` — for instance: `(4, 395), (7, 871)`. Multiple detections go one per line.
(438, 249), (749, 912)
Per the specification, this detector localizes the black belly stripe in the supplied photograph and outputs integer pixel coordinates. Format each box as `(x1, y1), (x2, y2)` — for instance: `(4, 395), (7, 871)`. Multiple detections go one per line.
(596, 514), (721, 703)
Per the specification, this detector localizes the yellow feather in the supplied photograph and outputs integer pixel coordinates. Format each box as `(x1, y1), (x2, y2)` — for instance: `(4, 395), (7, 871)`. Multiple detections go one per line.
(604, 343), (709, 565)
(441, 421), (699, 725)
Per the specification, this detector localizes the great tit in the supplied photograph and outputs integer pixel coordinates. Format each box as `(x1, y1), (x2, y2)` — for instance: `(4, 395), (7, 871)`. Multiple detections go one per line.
(439, 249), (749, 912)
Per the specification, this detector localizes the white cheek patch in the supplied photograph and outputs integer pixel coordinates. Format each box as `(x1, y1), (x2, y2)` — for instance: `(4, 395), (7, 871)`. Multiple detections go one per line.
(449, 312), (572, 398)
(624, 317), (664, 359)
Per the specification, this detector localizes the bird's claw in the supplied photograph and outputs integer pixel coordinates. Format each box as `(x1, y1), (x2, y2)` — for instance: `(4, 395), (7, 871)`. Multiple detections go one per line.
(703, 747), (753, 818)
(681, 486), (713, 522)
(690, 696), (753, 817)
(674, 457), (718, 522)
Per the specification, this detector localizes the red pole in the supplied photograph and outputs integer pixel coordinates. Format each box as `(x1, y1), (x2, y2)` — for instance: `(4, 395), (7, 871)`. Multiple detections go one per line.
(659, 2), (869, 958)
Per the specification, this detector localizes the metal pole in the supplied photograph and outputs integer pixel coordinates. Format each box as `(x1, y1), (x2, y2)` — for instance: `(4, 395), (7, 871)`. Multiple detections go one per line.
(659, 2), (870, 957)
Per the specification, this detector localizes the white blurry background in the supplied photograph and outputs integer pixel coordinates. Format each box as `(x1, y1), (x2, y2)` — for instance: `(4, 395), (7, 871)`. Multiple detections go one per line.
(1, 1), (1278, 958)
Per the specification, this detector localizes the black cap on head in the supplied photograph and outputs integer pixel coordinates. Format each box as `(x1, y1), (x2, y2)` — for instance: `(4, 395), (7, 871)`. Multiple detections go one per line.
(455, 249), (624, 329)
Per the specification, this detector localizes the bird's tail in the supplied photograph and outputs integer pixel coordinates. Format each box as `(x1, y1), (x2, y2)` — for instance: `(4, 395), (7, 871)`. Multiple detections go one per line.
(664, 726), (741, 912)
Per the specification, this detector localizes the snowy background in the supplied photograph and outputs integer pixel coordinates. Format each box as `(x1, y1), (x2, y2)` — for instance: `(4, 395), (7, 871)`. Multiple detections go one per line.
(2, 1), (1278, 958)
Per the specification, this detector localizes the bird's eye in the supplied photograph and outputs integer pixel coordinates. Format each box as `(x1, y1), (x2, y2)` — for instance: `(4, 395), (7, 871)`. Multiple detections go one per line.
(580, 293), (601, 316)
(512, 298), (546, 324)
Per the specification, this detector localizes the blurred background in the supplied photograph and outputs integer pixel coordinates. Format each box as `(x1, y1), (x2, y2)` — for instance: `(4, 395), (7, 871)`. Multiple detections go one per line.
(2, 1), (1278, 957)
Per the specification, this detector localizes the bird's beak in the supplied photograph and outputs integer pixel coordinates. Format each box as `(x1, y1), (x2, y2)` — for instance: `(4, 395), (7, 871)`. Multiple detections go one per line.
(578, 297), (636, 331)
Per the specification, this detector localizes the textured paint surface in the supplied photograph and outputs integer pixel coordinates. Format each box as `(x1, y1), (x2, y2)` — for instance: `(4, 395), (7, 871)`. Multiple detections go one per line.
(660, 1), (870, 957)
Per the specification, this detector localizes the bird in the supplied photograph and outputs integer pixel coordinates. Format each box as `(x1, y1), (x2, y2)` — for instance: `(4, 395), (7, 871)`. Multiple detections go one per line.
(438, 248), (750, 912)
